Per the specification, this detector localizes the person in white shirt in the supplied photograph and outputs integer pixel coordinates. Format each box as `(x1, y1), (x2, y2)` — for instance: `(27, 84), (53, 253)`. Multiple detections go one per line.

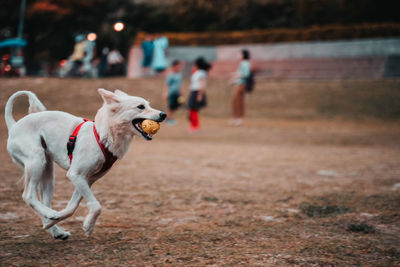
(188, 57), (211, 132)
(107, 48), (124, 76)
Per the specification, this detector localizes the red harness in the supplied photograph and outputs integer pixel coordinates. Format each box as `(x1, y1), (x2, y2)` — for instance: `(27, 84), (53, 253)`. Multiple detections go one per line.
(67, 120), (118, 174)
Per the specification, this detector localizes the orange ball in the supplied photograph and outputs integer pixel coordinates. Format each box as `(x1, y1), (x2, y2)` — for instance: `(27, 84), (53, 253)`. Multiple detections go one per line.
(141, 120), (160, 135)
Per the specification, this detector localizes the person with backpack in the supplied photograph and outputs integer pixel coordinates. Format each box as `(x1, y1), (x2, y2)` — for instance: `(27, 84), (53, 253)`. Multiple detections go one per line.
(230, 49), (252, 126)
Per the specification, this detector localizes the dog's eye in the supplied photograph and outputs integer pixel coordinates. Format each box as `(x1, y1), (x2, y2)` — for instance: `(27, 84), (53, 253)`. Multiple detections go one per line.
(137, 104), (145, 110)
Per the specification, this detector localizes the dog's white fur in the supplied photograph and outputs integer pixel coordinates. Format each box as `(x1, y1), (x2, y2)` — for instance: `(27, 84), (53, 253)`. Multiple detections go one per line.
(5, 89), (165, 239)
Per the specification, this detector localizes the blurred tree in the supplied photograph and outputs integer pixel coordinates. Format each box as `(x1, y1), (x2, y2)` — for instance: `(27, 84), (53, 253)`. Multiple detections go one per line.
(170, 0), (297, 31)
(296, 0), (400, 26)
(0, 0), (399, 74)
(0, 0), (150, 73)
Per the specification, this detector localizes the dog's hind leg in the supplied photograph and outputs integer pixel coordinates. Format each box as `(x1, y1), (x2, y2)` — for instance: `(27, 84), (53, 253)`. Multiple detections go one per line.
(38, 161), (70, 240)
(22, 154), (62, 221)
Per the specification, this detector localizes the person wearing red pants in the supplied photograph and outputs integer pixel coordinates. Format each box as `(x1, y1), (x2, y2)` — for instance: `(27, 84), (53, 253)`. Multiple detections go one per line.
(187, 57), (211, 132)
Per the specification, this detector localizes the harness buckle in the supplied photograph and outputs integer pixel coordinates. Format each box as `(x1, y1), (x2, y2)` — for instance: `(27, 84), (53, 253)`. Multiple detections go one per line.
(67, 135), (76, 155)
(67, 120), (89, 164)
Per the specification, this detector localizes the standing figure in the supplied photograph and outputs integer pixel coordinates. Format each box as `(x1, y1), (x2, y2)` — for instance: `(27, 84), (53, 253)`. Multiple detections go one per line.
(188, 57), (211, 132)
(82, 37), (96, 78)
(141, 34), (154, 76)
(98, 47), (109, 77)
(163, 60), (183, 125)
(230, 49), (251, 126)
(151, 34), (169, 74)
(62, 34), (86, 77)
(107, 47), (124, 76)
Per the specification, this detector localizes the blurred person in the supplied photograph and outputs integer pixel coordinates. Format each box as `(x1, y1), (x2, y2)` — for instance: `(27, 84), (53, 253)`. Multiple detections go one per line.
(230, 49), (251, 126)
(107, 47), (124, 76)
(151, 33), (168, 74)
(188, 57), (211, 132)
(1, 54), (18, 77)
(63, 34), (86, 77)
(163, 60), (183, 125)
(82, 37), (96, 78)
(141, 34), (154, 76)
(98, 46), (109, 77)
(11, 49), (25, 76)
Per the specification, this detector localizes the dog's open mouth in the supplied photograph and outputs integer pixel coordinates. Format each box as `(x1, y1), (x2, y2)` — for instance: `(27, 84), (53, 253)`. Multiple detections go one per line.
(132, 119), (153, 140)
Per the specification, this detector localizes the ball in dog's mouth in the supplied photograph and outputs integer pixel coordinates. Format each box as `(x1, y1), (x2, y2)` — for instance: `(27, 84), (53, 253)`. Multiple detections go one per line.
(141, 119), (160, 134)
(132, 119), (160, 140)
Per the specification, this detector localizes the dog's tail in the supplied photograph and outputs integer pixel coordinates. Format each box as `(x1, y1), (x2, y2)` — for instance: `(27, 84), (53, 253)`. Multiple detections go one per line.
(5, 91), (46, 130)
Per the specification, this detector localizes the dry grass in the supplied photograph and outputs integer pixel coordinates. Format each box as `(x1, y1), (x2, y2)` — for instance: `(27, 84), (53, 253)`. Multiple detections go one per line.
(0, 77), (399, 266)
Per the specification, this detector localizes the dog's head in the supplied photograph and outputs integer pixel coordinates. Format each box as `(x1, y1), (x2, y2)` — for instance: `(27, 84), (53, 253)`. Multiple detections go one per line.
(97, 88), (166, 141)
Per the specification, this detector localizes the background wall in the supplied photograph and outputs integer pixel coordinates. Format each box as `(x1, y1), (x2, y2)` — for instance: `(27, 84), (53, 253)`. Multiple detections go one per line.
(127, 38), (400, 79)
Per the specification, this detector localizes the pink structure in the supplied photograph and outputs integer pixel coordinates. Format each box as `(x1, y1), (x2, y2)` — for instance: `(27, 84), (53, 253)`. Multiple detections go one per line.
(127, 38), (400, 79)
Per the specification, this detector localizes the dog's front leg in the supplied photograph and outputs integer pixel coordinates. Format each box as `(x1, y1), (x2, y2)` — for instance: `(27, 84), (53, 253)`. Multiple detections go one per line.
(67, 171), (101, 236)
(43, 189), (83, 230)
(43, 176), (101, 230)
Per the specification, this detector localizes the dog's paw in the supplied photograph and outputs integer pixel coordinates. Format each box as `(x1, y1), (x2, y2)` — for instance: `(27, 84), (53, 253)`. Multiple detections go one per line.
(83, 220), (95, 237)
(83, 202), (101, 236)
(49, 226), (70, 240)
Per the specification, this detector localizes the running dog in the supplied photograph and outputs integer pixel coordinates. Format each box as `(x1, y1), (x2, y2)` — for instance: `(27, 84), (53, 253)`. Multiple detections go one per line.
(5, 89), (166, 239)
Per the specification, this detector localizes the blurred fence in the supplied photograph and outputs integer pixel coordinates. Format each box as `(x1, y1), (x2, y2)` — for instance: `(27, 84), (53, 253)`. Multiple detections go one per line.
(134, 23), (400, 46)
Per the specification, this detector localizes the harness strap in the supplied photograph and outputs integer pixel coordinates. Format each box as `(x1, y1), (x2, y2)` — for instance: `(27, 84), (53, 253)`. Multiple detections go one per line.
(93, 125), (118, 173)
(92, 125), (106, 158)
(67, 119), (88, 163)
(67, 119), (118, 174)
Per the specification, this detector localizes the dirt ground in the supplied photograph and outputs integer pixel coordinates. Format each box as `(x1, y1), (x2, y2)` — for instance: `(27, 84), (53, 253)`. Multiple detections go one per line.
(0, 78), (399, 266)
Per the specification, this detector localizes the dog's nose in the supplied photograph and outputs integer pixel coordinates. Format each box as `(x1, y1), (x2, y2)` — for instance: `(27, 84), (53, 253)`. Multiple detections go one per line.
(159, 112), (167, 122)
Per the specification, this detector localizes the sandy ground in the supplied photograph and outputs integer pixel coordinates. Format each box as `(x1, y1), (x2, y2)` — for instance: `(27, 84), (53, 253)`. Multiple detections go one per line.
(0, 78), (399, 266)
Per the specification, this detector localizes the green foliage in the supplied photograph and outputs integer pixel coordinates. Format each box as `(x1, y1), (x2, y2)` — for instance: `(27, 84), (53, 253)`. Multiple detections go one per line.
(170, 0), (298, 31)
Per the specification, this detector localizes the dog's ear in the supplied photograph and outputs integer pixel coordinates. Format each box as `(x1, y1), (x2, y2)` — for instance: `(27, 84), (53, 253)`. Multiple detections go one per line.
(114, 89), (129, 97)
(98, 88), (120, 104)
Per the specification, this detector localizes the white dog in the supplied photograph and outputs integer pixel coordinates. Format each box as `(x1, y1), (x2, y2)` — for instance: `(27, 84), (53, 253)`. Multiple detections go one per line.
(5, 89), (166, 239)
